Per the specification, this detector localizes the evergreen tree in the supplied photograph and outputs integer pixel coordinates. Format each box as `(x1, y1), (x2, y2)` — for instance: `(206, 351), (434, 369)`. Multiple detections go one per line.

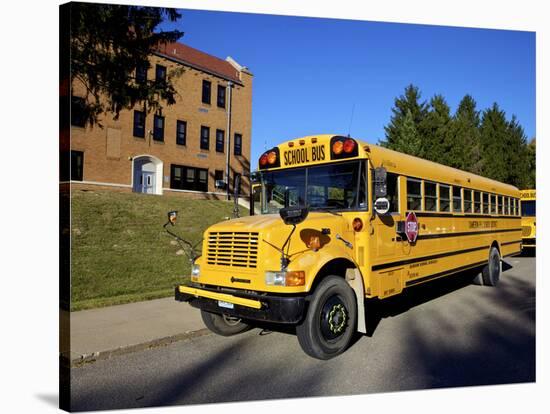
(420, 94), (452, 163)
(505, 116), (530, 188)
(526, 138), (536, 188)
(449, 95), (483, 173)
(479, 103), (509, 182)
(393, 109), (422, 156)
(382, 84), (428, 150)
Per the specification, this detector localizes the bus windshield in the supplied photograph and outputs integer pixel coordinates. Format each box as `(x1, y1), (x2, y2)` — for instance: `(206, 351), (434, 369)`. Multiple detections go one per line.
(259, 161), (366, 214)
(521, 200), (536, 217)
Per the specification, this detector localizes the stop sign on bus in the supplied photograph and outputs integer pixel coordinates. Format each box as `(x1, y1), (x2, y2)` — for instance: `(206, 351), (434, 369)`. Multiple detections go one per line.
(405, 211), (419, 243)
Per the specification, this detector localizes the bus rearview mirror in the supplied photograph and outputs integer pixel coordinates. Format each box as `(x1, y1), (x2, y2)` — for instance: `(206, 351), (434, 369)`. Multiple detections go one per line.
(280, 206), (309, 226)
(374, 167), (387, 198)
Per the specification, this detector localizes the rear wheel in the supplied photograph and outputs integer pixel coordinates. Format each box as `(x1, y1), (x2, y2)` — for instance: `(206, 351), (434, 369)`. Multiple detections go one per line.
(200, 310), (251, 336)
(296, 276), (357, 360)
(480, 246), (501, 286)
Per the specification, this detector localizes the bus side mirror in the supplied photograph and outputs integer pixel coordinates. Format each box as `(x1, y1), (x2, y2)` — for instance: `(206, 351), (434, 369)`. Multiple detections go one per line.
(250, 171), (260, 184)
(374, 167), (387, 198)
(280, 206), (309, 226)
(167, 211), (177, 226)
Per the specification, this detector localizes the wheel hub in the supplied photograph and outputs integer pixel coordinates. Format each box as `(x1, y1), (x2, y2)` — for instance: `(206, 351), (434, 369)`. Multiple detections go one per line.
(320, 297), (348, 340)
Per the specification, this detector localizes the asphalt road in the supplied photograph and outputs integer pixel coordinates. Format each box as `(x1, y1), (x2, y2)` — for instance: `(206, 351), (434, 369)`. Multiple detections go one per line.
(70, 255), (536, 411)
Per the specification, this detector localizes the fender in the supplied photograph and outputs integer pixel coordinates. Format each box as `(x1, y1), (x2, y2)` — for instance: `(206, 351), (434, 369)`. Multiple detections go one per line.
(290, 246), (358, 292)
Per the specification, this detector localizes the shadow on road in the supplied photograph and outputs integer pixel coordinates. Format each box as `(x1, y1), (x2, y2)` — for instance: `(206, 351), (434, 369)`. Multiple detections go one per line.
(400, 271), (535, 389)
(365, 269), (480, 337)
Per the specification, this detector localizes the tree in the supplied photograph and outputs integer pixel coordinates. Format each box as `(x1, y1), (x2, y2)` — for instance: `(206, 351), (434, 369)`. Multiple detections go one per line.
(382, 84), (428, 151)
(420, 94), (453, 164)
(69, 3), (184, 126)
(392, 109), (422, 156)
(448, 95), (483, 173)
(505, 116), (530, 188)
(479, 103), (509, 182)
(526, 138), (536, 189)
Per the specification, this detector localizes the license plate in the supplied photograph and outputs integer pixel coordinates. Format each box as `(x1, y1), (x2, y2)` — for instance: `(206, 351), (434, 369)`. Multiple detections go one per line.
(218, 300), (234, 309)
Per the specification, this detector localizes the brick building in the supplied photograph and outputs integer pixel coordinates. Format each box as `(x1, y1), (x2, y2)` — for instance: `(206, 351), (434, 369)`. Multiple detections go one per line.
(64, 42), (253, 198)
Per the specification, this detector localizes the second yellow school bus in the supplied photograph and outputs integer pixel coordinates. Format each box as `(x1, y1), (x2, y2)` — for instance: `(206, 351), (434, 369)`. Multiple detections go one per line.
(520, 189), (536, 249)
(174, 134), (522, 359)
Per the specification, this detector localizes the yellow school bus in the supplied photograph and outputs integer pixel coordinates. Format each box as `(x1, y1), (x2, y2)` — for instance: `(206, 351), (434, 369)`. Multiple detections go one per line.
(520, 189), (536, 249)
(173, 134), (522, 359)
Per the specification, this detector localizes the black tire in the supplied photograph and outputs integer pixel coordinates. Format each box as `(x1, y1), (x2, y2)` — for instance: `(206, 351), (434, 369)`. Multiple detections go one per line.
(296, 276), (357, 360)
(481, 246), (501, 286)
(200, 310), (251, 336)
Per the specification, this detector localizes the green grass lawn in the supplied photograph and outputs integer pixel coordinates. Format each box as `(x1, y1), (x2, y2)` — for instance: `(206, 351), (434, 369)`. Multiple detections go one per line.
(70, 189), (247, 311)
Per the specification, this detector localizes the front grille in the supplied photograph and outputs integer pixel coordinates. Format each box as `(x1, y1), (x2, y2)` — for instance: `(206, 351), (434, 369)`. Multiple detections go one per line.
(522, 226), (532, 237)
(207, 232), (259, 268)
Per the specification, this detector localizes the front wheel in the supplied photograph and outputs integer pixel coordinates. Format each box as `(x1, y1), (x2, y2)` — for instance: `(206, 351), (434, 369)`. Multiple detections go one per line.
(479, 246), (501, 286)
(200, 310), (251, 336)
(296, 276), (357, 360)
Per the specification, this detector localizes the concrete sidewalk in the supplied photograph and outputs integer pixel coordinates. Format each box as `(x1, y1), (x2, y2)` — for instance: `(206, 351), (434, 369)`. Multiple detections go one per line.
(63, 297), (206, 365)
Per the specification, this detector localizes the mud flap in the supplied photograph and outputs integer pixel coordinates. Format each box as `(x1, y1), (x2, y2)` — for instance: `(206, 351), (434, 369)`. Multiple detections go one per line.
(345, 268), (366, 334)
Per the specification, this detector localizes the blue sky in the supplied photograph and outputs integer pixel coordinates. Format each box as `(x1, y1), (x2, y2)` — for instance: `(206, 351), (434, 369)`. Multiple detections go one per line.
(161, 9), (536, 165)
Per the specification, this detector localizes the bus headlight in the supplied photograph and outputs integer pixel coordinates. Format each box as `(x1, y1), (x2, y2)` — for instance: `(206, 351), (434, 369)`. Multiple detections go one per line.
(265, 270), (305, 286)
(191, 264), (200, 281)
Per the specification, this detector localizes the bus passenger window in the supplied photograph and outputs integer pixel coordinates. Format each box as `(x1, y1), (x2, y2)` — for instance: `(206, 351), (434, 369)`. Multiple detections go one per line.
(490, 194), (496, 214)
(474, 191), (481, 213)
(453, 186), (462, 213)
(464, 189), (473, 213)
(439, 185), (450, 212)
(482, 193), (489, 214)
(386, 173), (399, 213)
(499, 195), (504, 215)
(424, 182), (437, 211)
(504, 197), (510, 216)
(407, 179), (422, 211)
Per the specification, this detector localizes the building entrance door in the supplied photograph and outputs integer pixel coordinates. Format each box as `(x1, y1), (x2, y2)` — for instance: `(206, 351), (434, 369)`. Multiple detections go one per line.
(141, 172), (155, 194)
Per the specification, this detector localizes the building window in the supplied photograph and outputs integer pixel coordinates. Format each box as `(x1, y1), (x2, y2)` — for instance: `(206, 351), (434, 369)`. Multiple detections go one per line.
(407, 179), (422, 211)
(133, 110), (145, 138)
(452, 186), (462, 213)
(155, 64), (166, 83)
(216, 129), (225, 153)
(214, 170), (224, 188)
(170, 164), (208, 192)
(153, 115), (164, 141)
(176, 120), (186, 146)
(71, 150), (84, 181)
(202, 80), (211, 104)
(71, 96), (87, 127)
(439, 184), (450, 212)
(200, 126), (210, 150)
(217, 84), (226, 108)
(234, 133), (242, 156)
(474, 191), (481, 213)
(464, 189), (473, 213)
(136, 64), (147, 83)
(424, 181), (437, 212)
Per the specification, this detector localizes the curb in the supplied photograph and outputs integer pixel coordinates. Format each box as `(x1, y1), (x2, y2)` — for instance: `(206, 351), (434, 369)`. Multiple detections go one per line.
(67, 328), (211, 367)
